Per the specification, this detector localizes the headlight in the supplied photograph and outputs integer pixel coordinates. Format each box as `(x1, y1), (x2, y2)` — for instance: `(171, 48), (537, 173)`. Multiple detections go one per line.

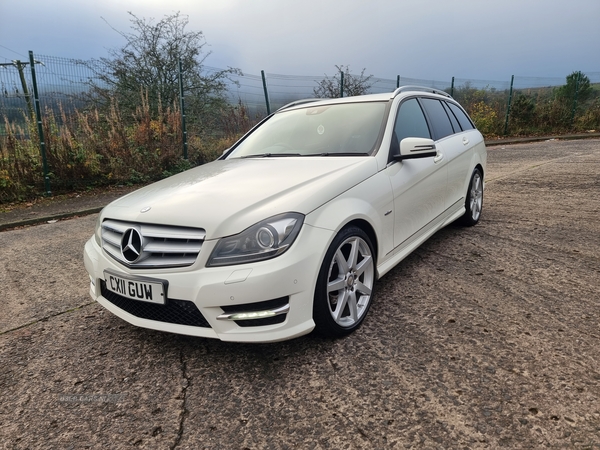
(207, 212), (304, 266)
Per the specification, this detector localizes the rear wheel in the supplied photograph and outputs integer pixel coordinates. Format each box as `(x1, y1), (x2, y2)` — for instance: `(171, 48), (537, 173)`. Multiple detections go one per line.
(313, 226), (375, 337)
(460, 168), (483, 226)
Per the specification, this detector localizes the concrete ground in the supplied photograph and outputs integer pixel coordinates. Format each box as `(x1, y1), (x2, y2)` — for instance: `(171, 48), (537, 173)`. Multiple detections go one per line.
(1, 138), (599, 449)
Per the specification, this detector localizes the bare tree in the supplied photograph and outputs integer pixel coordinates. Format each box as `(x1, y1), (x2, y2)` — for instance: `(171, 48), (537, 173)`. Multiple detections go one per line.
(88, 12), (239, 131)
(313, 65), (374, 98)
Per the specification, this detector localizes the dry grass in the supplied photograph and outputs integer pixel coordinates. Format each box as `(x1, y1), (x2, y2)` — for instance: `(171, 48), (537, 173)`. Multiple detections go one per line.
(0, 97), (250, 203)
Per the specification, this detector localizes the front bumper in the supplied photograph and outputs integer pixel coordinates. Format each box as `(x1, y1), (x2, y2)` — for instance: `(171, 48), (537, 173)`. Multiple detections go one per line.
(83, 224), (332, 342)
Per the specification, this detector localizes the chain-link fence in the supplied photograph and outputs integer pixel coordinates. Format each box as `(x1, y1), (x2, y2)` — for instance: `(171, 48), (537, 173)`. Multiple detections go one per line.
(3, 53), (599, 137)
(0, 55), (106, 128)
(1, 51), (599, 202)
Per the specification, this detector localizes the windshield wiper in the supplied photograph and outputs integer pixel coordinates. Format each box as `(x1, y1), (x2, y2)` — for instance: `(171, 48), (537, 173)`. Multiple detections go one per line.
(238, 152), (369, 158)
(239, 153), (302, 158)
(303, 152), (370, 157)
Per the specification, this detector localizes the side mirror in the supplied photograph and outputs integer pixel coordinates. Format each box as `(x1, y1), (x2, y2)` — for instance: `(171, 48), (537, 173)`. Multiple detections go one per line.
(394, 137), (437, 161)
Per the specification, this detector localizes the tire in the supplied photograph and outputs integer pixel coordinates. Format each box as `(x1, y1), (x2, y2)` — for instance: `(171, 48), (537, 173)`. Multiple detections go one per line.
(460, 168), (483, 226)
(313, 226), (376, 337)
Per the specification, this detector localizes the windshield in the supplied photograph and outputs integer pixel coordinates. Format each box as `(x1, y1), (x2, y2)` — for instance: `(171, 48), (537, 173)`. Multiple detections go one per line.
(227, 102), (387, 158)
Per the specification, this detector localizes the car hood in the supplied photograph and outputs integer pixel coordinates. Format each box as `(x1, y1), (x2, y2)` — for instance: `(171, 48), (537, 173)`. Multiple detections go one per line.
(100, 157), (378, 239)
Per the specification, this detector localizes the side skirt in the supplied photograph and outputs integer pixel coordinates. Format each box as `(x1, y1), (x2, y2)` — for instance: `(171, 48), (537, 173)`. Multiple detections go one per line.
(376, 198), (465, 278)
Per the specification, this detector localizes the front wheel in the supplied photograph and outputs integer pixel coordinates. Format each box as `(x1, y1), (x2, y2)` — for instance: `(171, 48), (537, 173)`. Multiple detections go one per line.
(313, 226), (376, 337)
(460, 168), (483, 226)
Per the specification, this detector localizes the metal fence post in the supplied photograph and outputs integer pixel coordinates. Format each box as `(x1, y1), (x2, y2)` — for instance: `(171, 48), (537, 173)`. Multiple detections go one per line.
(339, 71), (344, 98)
(261, 70), (271, 115)
(28, 51), (50, 195)
(178, 58), (188, 160)
(570, 71), (581, 129)
(503, 75), (515, 136)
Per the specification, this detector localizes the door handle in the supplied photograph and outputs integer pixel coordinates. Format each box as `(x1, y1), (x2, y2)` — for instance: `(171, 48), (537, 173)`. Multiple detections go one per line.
(462, 137), (470, 145)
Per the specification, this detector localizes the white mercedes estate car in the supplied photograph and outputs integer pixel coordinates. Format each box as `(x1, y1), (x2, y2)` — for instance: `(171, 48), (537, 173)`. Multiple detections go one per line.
(84, 86), (486, 342)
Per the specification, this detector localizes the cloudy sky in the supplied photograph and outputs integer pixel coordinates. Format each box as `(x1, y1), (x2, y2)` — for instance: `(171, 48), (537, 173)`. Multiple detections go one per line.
(1, 0), (598, 82)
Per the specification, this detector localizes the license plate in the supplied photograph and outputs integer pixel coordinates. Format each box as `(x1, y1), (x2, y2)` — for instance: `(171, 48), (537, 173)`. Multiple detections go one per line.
(104, 270), (167, 305)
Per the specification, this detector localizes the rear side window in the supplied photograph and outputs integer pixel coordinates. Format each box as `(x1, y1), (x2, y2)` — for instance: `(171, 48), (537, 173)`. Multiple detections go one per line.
(420, 98), (454, 140)
(442, 101), (460, 133)
(394, 98), (431, 142)
(446, 102), (475, 131)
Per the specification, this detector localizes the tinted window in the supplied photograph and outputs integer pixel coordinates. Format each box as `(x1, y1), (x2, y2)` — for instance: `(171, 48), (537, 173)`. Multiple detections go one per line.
(446, 102), (475, 131)
(394, 98), (431, 142)
(442, 101), (460, 133)
(420, 98), (454, 140)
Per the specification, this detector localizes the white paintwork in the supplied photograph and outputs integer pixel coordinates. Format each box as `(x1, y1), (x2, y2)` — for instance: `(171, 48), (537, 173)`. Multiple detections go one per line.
(83, 88), (487, 342)
(102, 157), (376, 239)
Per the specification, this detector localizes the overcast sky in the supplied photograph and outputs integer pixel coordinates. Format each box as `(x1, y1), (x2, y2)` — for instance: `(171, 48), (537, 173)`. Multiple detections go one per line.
(1, 0), (598, 83)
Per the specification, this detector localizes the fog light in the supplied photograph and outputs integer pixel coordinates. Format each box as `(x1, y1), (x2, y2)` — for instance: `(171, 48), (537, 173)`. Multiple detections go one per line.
(231, 310), (276, 320)
(217, 303), (290, 321)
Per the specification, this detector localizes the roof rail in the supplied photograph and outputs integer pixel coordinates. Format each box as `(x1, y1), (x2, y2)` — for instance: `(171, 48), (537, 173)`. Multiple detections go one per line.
(276, 98), (320, 112)
(393, 85), (452, 98)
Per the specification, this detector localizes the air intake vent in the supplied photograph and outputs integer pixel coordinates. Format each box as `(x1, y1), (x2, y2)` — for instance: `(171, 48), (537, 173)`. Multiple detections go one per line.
(101, 280), (210, 328)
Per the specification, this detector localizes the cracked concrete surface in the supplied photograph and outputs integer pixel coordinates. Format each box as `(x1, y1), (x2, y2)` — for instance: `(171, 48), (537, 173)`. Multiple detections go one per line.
(1, 139), (599, 449)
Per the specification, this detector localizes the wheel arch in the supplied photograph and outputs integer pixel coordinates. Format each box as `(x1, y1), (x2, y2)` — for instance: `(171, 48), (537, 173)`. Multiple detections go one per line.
(461, 156), (485, 197)
(475, 163), (484, 179)
(344, 218), (379, 270)
(306, 203), (387, 280)
(312, 220), (378, 337)
(474, 162), (485, 192)
(303, 171), (394, 273)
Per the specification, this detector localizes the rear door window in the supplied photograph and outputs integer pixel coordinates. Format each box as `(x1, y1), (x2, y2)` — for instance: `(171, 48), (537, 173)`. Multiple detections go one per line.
(446, 102), (475, 131)
(441, 101), (460, 133)
(420, 98), (454, 140)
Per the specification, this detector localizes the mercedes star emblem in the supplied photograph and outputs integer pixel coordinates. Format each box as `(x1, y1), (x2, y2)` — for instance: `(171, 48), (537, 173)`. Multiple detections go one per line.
(121, 228), (143, 263)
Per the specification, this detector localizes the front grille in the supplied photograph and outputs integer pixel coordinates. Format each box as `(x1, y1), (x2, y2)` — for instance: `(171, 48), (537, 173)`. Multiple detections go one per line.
(101, 219), (205, 269)
(101, 280), (210, 328)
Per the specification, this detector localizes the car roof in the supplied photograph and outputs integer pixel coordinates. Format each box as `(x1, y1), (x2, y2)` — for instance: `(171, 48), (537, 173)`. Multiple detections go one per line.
(277, 85), (453, 112)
